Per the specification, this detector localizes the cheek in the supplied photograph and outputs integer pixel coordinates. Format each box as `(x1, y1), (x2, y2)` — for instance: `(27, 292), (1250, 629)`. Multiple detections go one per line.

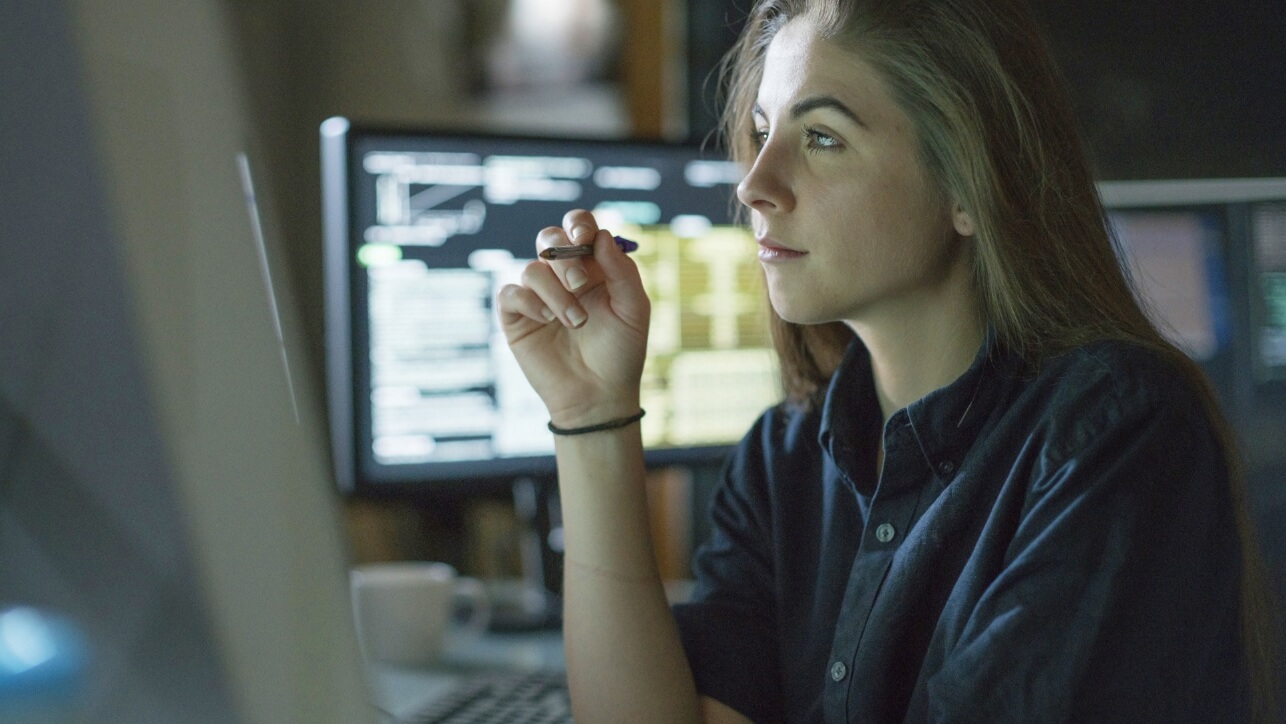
(842, 186), (955, 275)
(832, 184), (913, 250)
(885, 175), (955, 248)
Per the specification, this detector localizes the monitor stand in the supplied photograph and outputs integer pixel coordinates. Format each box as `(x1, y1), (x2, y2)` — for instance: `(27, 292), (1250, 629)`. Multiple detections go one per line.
(487, 477), (563, 631)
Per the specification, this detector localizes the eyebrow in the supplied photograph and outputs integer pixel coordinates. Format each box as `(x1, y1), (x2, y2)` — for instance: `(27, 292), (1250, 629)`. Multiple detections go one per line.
(753, 95), (867, 128)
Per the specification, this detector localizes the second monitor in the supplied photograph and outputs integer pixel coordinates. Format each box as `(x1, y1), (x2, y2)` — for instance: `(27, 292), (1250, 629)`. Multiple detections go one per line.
(323, 121), (777, 492)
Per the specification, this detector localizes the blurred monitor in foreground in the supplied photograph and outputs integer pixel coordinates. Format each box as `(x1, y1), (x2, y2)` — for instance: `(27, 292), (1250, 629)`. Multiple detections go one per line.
(1, 1), (372, 721)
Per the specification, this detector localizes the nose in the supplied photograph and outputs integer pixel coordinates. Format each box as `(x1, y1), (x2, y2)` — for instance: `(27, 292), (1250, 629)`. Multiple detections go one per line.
(735, 136), (795, 215)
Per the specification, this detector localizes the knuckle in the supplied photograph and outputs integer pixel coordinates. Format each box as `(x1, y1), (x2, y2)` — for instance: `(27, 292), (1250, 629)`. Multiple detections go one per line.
(496, 283), (523, 304)
(519, 259), (550, 285)
(563, 209), (596, 231)
(536, 226), (565, 244)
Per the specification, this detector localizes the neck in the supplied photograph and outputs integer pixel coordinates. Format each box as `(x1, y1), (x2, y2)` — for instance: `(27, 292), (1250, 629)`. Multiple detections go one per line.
(848, 294), (985, 424)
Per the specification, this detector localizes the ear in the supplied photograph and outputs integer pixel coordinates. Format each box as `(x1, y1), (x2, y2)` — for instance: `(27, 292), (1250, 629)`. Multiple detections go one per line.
(952, 204), (976, 238)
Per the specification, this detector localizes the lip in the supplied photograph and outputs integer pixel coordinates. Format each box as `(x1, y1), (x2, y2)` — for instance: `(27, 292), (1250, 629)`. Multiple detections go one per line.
(757, 237), (808, 262)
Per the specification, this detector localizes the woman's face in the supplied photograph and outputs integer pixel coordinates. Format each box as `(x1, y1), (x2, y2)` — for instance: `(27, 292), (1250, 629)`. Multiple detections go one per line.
(738, 17), (975, 330)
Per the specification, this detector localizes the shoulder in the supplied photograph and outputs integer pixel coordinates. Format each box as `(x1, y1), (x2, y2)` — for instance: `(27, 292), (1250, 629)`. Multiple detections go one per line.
(1036, 338), (1193, 399)
(1023, 339), (1217, 463)
(716, 401), (827, 511)
(736, 400), (823, 463)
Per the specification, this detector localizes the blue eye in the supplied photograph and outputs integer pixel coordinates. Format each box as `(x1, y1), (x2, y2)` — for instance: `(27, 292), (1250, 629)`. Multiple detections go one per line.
(804, 128), (840, 151)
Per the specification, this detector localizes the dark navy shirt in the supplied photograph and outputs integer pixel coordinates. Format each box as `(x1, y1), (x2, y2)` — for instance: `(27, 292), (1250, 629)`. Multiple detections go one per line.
(672, 335), (1248, 723)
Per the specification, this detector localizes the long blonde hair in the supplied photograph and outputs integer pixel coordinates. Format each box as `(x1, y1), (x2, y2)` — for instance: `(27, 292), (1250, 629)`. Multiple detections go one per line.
(719, 0), (1277, 718)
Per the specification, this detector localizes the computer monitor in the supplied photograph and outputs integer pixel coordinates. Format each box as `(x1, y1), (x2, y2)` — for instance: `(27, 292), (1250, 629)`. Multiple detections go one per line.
(1108, 207), (1230, 362)
(1100, 178), (1286, 405)
(1249, 201), (1286, 386)
(322, 121), (777, 494)
(1, 1), (374, 721)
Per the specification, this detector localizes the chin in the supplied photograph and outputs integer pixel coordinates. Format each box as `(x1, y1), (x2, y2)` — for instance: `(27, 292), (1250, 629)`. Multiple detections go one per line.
(767, 293), (827, 326)
(768, 289), (866, 328)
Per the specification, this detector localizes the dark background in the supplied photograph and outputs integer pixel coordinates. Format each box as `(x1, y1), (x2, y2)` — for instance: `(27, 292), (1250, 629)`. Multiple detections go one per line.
(687, 1), (1286, 179)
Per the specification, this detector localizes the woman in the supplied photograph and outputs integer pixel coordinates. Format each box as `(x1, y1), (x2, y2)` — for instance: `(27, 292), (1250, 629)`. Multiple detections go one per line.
(495, 0), (1275, 721)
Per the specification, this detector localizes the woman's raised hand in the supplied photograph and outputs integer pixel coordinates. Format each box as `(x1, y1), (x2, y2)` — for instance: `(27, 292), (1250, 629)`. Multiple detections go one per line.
(495, 210), (651, 428)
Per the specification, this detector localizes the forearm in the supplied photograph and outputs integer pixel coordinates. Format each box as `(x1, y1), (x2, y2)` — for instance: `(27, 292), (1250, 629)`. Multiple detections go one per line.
(553, 426), (700, 724)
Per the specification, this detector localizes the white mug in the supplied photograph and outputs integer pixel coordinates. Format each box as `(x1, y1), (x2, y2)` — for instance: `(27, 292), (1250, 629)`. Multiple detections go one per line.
(349, 561), (490, 667)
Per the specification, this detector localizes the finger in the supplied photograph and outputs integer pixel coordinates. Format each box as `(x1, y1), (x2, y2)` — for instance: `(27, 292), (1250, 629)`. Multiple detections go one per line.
(561, 209), (601, 290)
(495, 282), (557, 328)
(519, 258), (588, 329)
(589, 229), (649, 326)
(536, 225), (600, 293)
(562, 209), (600, 243)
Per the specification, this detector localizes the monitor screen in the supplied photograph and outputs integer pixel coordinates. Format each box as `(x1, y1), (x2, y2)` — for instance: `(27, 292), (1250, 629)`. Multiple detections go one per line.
(322, 120), (778, 491)
(1251, 202), (1286, 383)
(1107, 208), (1231, 363)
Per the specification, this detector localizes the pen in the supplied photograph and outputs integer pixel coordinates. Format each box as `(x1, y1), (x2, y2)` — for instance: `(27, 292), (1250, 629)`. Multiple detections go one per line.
(539, 235), (638, 260)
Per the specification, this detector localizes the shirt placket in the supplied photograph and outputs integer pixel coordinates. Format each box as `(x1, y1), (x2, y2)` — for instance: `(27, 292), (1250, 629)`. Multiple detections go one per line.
(822, 417), (929, 723)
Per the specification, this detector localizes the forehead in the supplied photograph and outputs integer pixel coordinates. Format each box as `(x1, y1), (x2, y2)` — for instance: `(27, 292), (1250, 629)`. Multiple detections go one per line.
(757, 17), (896, 120)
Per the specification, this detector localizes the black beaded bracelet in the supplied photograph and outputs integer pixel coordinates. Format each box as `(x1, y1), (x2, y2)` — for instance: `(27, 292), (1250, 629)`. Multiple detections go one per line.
(547, 409), (645, 436)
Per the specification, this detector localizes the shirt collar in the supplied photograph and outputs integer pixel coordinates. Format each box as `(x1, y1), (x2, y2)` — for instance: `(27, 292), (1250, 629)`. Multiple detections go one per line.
(817, 338), (879, 475)
(903, 327), (1014, 476)
(817, 327), (1015, 485)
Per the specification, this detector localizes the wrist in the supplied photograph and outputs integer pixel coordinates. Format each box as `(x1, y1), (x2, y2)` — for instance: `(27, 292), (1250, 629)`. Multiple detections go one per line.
(548, 409), (645, 436)
(548, 399), (642, 431)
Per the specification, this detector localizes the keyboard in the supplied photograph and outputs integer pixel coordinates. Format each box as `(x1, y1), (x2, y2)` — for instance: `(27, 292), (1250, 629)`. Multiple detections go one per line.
(400, 670), (572, 724)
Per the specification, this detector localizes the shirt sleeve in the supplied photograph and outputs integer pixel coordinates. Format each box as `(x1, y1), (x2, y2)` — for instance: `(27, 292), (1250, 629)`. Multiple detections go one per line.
(914, 382), (1249, 723)
(671, 411), (786, 723)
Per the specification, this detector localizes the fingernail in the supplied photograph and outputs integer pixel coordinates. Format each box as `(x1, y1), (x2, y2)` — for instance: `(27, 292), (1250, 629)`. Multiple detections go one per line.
(566, 306), (587, 328)
(571, 224), (592, 241)
(541, 306), (556, 322)
(566, 266), (588, 290)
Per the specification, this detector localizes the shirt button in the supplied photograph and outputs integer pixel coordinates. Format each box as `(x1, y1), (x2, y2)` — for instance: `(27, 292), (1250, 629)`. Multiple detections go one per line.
(875, 523), (896, 543)
(938, 460), (956, 476)
(830, 661), (848, 682)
